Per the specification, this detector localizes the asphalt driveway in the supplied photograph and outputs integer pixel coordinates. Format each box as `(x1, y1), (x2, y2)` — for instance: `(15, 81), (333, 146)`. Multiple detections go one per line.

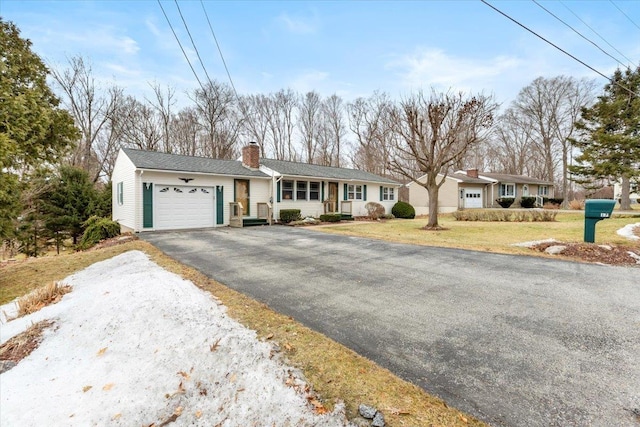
(141, 226), (640, 427)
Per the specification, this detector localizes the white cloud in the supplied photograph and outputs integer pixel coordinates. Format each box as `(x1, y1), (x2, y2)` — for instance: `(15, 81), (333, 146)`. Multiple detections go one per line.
(388, 47), (522, 92)
(277, 12), (318, 34)
(289, 70), (329, 93)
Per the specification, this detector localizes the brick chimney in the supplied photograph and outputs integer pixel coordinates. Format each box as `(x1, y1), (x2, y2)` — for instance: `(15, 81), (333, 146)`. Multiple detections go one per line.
(466, 169), (479, 178)
(242, 142), (260, 169)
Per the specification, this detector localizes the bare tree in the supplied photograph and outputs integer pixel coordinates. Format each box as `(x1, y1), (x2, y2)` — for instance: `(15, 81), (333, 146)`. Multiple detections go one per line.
(489, 108), (536, 175)
(299, 91), (322, 163)
(347, 91), (395, 175)
(316, 94), (346, 167)
(50, 56), (122, 181)
(191, 81), (241, 159)
(510, 76), (595, 202)
(171, 107), (201, 156)
(388, 90), (497, 229)
(118, 96), (163, 151)
(266, 89), (298, 161)
(148, 82), (176, 153)
(240, 94), (271, 157)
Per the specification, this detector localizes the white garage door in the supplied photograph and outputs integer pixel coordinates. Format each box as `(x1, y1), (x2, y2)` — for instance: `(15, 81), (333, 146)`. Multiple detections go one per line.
(463, 188), (483, 208)
(155, 185), (214, 230)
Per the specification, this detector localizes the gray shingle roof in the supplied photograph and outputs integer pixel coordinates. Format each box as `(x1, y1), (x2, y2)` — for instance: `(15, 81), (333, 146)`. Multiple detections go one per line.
(479, 172), (554, 185)
(122, 148), (269, 178)
(261, 158), (399, 185)
(451, 173), (491, 184)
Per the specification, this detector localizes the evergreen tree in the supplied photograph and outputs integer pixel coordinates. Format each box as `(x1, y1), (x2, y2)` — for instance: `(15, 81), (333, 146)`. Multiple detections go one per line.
(41, 166), (97, 245)
(0, 19), (78, 239)
(570, 67), (640, 210)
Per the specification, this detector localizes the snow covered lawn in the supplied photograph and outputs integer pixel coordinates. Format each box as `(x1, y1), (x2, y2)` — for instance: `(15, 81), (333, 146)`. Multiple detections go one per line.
(0, 251), (352, 426)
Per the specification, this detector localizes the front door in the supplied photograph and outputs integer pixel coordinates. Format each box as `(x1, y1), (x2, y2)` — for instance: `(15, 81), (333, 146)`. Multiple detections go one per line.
(235, 179), (250, 216)
(328, 182), (338, 213)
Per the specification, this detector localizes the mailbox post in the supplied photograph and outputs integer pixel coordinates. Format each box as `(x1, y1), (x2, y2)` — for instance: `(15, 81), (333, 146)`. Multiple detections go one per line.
(584, 199), (616, 243)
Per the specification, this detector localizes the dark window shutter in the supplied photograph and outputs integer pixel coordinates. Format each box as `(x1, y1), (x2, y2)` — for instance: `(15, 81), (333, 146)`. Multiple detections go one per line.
(363, 185), (367, 201)
(321, 181), (325, 201)
(380, 186), (383, 201)
(344, 183), (348, 200)
(277, 181), (281, 202)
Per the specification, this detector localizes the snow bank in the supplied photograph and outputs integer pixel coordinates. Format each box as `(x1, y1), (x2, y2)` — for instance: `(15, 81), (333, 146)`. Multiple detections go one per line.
(0, 251), (351, 426)
(617, 222), (640, 241)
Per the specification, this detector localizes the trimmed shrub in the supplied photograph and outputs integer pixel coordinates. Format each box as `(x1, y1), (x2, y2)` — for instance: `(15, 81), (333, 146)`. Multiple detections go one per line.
(391, 201), (415, 219)
(319, 213), (342, 222)
(452, 209), (556, 222)
(78, 216), (120, 250)
(496, 198), (515, 208)
(365, 202), (386, 219)
(520, 196), (536, 209)
(279, 209), (301, 223)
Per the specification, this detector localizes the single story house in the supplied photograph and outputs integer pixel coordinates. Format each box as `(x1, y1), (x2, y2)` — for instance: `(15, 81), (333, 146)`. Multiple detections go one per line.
(408, 169), (555, 214)
(112, 142), (400, 232)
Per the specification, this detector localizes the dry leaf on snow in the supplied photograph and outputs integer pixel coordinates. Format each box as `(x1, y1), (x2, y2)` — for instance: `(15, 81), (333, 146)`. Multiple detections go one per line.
(102, 383), (114, 391)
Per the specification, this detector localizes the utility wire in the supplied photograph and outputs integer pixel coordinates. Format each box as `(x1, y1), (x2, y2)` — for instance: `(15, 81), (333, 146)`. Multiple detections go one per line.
(200, 0), (240, 100)
(532, 0), (628, 69)
(560, 0), (637, 68)
(157, 0), (206, 92)
(480, 0), (638, 96)
(174, 0), (214, 86)
(609, 0), (640, 32)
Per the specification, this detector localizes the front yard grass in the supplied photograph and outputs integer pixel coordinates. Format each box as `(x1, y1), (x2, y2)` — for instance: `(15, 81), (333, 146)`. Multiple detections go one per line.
(317, 211), (640, 255)
(1, 240), (483, 427)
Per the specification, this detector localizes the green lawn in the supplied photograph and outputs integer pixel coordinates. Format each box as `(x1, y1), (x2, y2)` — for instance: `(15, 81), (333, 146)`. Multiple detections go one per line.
(316, 211), (640, 255)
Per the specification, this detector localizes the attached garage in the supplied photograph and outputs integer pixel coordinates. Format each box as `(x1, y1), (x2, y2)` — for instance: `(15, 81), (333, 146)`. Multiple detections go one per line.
(154, 185), (215, 230)
(462, 188), (483, 209)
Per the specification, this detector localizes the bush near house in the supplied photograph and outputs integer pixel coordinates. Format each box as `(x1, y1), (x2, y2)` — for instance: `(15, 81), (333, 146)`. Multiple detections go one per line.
(496, 198), (515, 208)
(392, 201), (415, 219)
(279, 209), (301, 223)
(365, 202), (386, 219)
(520, 196), (536, 209)
(77, 216), (120, 250)
(543, 197), (564, 207)
(319, 213), (342, 222)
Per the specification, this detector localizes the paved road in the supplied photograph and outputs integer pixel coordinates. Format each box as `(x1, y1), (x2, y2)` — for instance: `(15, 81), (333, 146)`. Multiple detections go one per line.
(141, 226), (640, 427)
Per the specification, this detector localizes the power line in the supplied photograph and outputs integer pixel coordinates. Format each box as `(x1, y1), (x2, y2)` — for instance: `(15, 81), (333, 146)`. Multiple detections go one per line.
(200, 0), (240, 100)
(532, 0), (628, 69)
(609, 0), (640, 32)
(480, 0), (637, 96)
(173, 0), (214, 86)
(157, 0), (205, 92)
(560, 0), (637, 68)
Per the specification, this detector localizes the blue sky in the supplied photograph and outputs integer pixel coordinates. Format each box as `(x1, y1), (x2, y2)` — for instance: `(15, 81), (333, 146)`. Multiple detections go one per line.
(2, 0), (639, 107)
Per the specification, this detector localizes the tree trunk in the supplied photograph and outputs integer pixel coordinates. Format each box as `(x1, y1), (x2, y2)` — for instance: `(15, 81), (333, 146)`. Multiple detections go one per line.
(426, 181), (440, 228)
(620, 174), (631, 211)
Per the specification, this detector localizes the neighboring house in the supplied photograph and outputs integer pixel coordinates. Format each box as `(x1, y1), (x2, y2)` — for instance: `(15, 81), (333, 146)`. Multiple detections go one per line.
(613, 178), (639, 205)
(112, 142), (400, 232)
(408, 169), (554, 214)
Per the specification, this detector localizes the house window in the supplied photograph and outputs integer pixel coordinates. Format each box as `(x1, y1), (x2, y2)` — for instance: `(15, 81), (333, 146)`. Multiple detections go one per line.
(309, 182), (320, 200)
(117, 182), (124, 205)
(382, 187), (395, 201)
(348, 184), (363, 200)
(538, 185), (549, 196)
(500, 183), (515, 198)
(282, 180), (294, 200)
(296, 181), (308, 200)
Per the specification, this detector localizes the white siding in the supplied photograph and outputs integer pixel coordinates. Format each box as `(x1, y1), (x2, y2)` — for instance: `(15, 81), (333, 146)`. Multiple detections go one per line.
(133, 171), (270, 230)
(111, 150), (137, 232)
(408, 177), (461, 214)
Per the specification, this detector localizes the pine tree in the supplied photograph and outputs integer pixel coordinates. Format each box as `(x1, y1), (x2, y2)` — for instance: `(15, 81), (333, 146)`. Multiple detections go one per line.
(570, 67), (640, 210)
